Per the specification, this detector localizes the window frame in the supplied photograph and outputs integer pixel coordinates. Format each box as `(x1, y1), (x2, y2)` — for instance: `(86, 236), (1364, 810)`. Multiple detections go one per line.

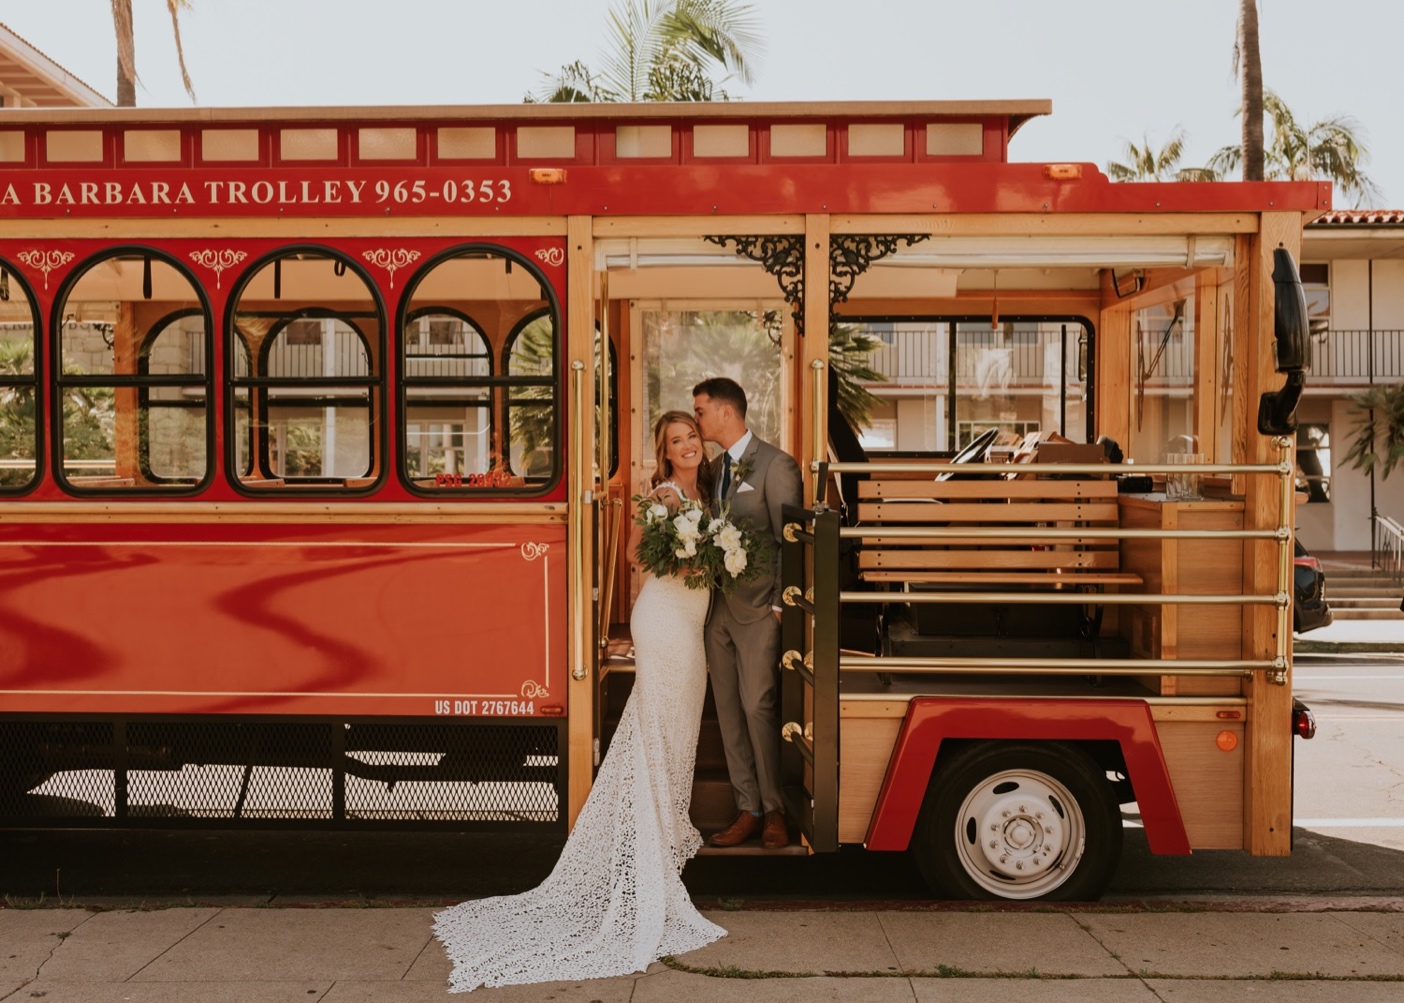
(843, 313), (1097, 451)
(224, 245), (387, 496)
(0, 259), (42, 495)
(50, 246), (215, 497)
(395, 244), (563, 498)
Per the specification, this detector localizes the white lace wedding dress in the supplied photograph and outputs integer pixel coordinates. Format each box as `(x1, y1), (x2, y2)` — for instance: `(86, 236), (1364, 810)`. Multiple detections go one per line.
(434, 487), (725, 992)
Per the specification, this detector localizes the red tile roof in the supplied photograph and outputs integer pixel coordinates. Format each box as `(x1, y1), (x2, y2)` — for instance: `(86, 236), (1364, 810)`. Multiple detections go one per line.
(1310, 210), (1404, 226)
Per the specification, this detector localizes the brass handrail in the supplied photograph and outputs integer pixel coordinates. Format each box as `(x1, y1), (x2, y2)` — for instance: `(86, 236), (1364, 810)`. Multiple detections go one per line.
(839, 526), (1285, 541)
(810, 359), (826, 508)
(597, 496), (623, 647)
(821, 460), (1287, 476)
(842, 591), (1285, 606)
(841, 656), (1277, 677)
(569, 360), (588, 682)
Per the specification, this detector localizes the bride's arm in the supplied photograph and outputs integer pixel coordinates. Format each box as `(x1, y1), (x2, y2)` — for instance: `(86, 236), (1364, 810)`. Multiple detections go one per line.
(627, 484), (684, 567)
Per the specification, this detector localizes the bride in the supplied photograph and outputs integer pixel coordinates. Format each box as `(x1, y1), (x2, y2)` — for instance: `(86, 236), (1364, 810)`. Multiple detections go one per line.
(435, 410), (726, 992)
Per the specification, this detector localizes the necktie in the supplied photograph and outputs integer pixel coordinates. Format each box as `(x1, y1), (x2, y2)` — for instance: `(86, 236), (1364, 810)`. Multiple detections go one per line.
(720, 457), (732, 498)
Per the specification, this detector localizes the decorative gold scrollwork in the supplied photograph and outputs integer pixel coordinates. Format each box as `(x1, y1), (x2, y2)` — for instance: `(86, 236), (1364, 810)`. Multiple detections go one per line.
(781, 721), (803, 743)
(782, 585), (803, 607)
(188, 249), (248, 289)
(361, 248), (421, 288)
(783, 521), (803, 543)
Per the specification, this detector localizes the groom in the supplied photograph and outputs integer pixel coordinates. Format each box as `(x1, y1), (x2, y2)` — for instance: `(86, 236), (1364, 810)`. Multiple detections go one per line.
(692, 377), (803, 849)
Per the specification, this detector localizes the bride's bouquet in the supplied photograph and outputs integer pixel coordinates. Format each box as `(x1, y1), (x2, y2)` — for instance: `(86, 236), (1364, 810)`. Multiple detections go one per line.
(633, 495), (771, 593)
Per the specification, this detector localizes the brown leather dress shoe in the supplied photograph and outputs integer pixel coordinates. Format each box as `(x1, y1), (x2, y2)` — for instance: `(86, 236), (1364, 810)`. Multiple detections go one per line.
(762, 810), (790, 849)
(708, 811), (762, 847)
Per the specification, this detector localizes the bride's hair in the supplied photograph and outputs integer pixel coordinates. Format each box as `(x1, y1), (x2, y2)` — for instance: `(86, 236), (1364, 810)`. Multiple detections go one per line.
(650, 410), (713, 506)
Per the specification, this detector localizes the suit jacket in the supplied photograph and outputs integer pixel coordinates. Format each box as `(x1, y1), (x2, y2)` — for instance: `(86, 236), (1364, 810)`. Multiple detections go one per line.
(714, 434), (803, 624)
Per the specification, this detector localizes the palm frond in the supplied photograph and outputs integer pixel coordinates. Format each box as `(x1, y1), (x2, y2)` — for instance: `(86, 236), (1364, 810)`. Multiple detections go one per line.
(663, 0), (764, 87)
(166, 0), (197, 103)
(1105, 127), (1187, 182)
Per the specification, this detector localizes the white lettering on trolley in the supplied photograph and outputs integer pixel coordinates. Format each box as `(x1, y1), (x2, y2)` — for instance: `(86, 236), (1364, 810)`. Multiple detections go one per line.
(434, 698), (536, 717)
(13, 176), (513, 210)
(31, 181), (196, 206)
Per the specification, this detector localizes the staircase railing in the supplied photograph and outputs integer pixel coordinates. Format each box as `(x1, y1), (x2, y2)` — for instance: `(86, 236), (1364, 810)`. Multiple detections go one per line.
(1375, 514), (1404, 583)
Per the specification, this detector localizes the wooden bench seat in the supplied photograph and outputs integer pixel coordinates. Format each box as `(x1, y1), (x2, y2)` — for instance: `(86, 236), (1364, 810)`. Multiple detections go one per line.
(860, 570), (1145, 585)
(855, 474), (1143, 589)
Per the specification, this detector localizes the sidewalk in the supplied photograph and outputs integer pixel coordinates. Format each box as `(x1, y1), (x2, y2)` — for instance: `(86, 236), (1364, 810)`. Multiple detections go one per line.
(4, 901), (1404, 1001)
(1295, 618), (1401, 654)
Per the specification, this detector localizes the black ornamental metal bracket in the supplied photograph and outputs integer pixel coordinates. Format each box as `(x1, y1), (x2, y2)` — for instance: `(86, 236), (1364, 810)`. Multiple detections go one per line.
(703, 234), (928, 336)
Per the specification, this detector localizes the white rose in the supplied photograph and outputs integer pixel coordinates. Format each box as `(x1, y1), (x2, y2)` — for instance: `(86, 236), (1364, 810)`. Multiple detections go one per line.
(715, 525), (743, 552)
(684, 506), (704, 523)
(647, 503), (668, 523)
(676, 540), (697, 558)
(724, 547), (748, 576)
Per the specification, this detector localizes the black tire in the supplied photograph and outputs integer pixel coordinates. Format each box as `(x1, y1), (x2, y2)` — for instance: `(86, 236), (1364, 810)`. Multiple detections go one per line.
(911, 741), (1122, 901)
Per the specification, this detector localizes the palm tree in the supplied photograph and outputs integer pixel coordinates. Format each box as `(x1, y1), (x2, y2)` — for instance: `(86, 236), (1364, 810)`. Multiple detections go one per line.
(1106, 128), (1189, 181)
(1342, 383), (1404, 481)
(528, 0), (763, 103)
(1203, 91), (1381, 207)
(1233, 0), (1265, 181)
(112, 0), (197, 107)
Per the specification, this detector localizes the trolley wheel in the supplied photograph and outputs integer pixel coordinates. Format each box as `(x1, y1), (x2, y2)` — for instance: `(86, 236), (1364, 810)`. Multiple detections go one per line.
(911, 741), (1122, 901)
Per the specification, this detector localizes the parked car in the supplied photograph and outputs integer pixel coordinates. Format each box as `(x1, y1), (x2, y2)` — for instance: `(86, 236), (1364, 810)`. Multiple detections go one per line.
(1293, 538), (1334, 633)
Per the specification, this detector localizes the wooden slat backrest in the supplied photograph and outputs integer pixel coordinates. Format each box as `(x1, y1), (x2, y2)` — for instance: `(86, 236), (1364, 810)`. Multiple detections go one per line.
(855, 475), (1129, 582)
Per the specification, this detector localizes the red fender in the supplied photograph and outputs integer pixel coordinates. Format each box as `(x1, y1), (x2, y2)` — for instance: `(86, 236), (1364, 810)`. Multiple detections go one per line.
(863, 698), (1192, 855)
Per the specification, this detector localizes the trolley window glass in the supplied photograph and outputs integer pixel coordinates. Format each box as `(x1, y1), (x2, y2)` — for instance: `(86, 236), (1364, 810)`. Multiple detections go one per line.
(0, 262), (39, 493)
(53, 250), (212, 493)
(398, 246), (560, 494)
(228, 249), (385, 493)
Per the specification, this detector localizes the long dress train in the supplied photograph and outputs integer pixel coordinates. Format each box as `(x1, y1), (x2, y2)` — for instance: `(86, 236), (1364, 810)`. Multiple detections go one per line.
(434, 567), (724, 991)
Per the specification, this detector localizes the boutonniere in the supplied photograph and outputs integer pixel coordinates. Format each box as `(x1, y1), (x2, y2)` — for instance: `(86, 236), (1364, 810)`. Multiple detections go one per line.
(730, 457), (754, 484)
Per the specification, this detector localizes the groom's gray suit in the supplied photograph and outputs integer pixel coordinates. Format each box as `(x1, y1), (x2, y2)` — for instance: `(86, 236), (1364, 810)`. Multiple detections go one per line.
(705, 433), (803, 816)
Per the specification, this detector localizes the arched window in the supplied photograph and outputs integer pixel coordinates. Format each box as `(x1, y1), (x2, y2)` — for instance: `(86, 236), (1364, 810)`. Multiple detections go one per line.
(398, 247), (559, 493)
(228, 249), (383, 491)
(504, 309), (554, 479)
(140, 308), (210, 483)
(401, 306), (492, 482)
(53, 250), (211, 493)
(0, 262), (40, 493)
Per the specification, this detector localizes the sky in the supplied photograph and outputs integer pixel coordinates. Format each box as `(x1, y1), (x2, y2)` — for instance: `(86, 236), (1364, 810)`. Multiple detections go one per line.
(1, 0), (1400, 208)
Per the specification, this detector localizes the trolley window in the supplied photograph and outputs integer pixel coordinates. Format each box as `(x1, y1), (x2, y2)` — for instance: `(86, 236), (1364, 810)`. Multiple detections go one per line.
(0, 263), (39, 493)
(399, 247), (559, 493)
(229, 249), (384, 492)
(53, 250), (212, 493)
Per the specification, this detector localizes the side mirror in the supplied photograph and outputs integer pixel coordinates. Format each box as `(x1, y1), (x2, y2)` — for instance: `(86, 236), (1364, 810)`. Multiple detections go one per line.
(1271, 247), (1309, 371)
(1258, 247), (1310, 435)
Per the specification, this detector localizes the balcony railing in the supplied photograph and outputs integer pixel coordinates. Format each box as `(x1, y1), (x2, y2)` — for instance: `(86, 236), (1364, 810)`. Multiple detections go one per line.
(862, 329), (1193, 386)
(1310, 329), (1404, 385)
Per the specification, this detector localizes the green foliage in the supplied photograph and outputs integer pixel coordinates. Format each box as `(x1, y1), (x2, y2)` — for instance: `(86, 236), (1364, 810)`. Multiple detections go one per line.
(829, 323), (886, 431)
(0, 339), (36, 485)
(528, 0), (762, 103)
(1199, 91), (1380, 207)
(1, 340), (115, 482)
(646, 309), (782, 443)
(278, 423), (324, 477)
(1341, 383), (1404, 481)
(632, 494), (769, 592)
(507, 315), (556, 470)
(1106, 127), (1189, 182)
